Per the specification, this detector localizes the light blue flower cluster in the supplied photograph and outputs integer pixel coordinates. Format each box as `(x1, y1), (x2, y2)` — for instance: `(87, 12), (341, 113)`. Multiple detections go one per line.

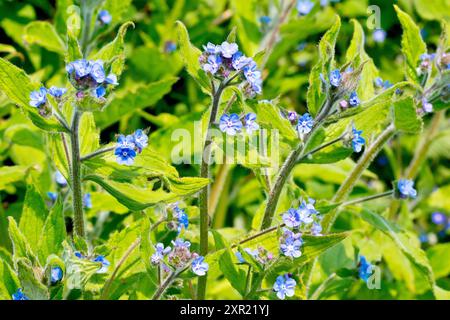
(66, 59), (118, 98)
(199, 41), (263, 97)
(219, 113), (259, 135)
(273, 274), (296, 300)
(29, 86), (67, 108)
(75, 252), (110, 274)
(152, 238), (209, 276)
(296, 0), (314, 16)
(397, 179), (417, 199)
(358, 255), (373, 283)
(280, 198), (322, 259)
(114, 129), (148, 165)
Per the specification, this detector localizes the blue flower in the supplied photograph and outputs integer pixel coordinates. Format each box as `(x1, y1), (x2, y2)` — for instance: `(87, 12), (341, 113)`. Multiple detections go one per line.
(48, 86), (67, 98)
(202, 54), (222, 74)
(132, 129), (148, 152)
(219, 113), (243, 135)
(298, 198), (318, 224)
(358, 256), (373, 283)
(220, 41), (239, 58)
(297, 113), (314, 135)
(47, 192), (58, 202)
(50, 266), (63, 284)
(175, 207), (189, 233)
(98, 10), (112, 24)
(397, 179), (417, 199)
(83, 193), (92, 209)
(164, 40), (177, 53)
(74, 251), (84, 259)
(93, 255), (110, 274)
(192, 256), (209, 276)
(351, 127), (365, 153)
(66, 59), (91, 78)
(172, 238), (191, 249)
(105, 73), (119, 86)
(203, 42), (221, 54)
(280, 236), (303, 258)
(115, 134), (137, 165)
(55, 170), (67, 186)
(90, 60), (106, 83)
(93, 86), (106, 98)
(259, 16), (271, 25)
(431, 212), (447, 225)
(422, 98), (433, 113)
(243, 61), (263, 95)
(29, 87), (47, 108)
(244, 113), (259, 134)
(373, 29), (387, 43)
(282, 208), (302, 228)
(12, 288), (29, 300)
(311, 222), (323, 236)
(349, 91), (360, 107)
(287, 111), (298, 122)
(273, 274), (296, 300)
(231, 51), (252, 71)
(235, 248), (259, 263)
(329, 69), (342, 87)
(297, 0), (314, 16)
(151, 243), (172, 265)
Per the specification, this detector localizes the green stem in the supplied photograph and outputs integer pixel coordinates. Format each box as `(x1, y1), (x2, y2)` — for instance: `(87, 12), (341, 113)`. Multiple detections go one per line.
(80, 0), (93, 56)
(70, 109), (85, 237)
(309, 272), (336, 300)
(197, 82), (226, 299)
(340, 190), (394, 207)
(152, 264), (191, 300)
(81, 146), (115, 162)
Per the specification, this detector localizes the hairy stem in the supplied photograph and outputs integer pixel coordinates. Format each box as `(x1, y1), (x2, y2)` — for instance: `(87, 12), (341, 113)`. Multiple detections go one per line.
(197, 82), (226, 299)
(81, 146), (115, 162)
(70, 109), (85, 237)
(152, 263), (191, 300)
(340, 190), (394, 207)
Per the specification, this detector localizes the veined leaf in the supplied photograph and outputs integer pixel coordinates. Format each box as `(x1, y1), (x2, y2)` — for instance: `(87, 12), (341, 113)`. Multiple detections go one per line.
(84, 174), (209, 211)
(7, 217), (37, 263)
(80, 112), (100, 156)
(0, 58), (68, 132)
(392, 96), (423, 134)
(16, 258), (49, 300)
(94, 77), (178, 129)
(23, 21), (66, 55)
(0, 258), (20, 300)
(175, 21), (211, 92)
(38, 198), (66, 263)
(394, 5), (427, 84)
(219, 249), (247, 296)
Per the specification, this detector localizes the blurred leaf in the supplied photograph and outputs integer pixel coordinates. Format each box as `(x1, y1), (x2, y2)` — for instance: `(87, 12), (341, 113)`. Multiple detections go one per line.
(427, 243), (450, 279)
(413, 0), (450, 21)
(394, 5), (427, 84)
(0, 166), (29, 191)
(23, 21), (66, 55)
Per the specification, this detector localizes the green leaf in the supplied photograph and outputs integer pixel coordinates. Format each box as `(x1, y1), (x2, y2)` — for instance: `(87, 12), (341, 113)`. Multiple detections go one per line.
(103, 0), (133, 26)
(360, 208), (435, 290)
(84, 174), (209, 211)
(175, 21), (210, 91)
(307, 16), (341, 116)
(392, 96), (423, 133)
(0, 258), (20, 300)
(79, 112), (99, 156)
(219, 249), (247, 296)
(4, 124), (45, 149)
(394, 5), (427, 84)
(38, 198), (66, 263)
(94, 77), (178, 129)
(91, 21), (134, 77)
(17, 258), (49, 300)
(23, 21), (66, 55)
(0, 165), (29, 191)
(8, 217), (36, 263)
(19, 180), (48, 255)
(427, 243), (450, 279)
(413, 0), (450, 21)
(66, 23), (82, 62)
(0, 58), (68, 132)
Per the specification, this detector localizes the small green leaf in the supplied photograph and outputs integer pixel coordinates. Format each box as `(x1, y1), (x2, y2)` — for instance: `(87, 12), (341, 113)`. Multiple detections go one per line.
(394, 5), (427, 84)
(175, 21), (210, 91)
(0, 258), (20, 300)
(38, 198), (66, 263)
(8, 217), (36, 263)
(17, 258), (49, 300)
(392, 96), (423, 133)
(219, 249), (247, 296)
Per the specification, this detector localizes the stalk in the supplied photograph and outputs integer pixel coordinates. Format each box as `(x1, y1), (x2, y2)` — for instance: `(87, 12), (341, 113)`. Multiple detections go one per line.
(197, 81), (226, 299)
(70, 109), (85, 237)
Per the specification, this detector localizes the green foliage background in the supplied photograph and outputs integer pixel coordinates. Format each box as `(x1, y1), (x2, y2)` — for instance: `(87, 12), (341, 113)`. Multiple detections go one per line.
(0, 0), (449, 300)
